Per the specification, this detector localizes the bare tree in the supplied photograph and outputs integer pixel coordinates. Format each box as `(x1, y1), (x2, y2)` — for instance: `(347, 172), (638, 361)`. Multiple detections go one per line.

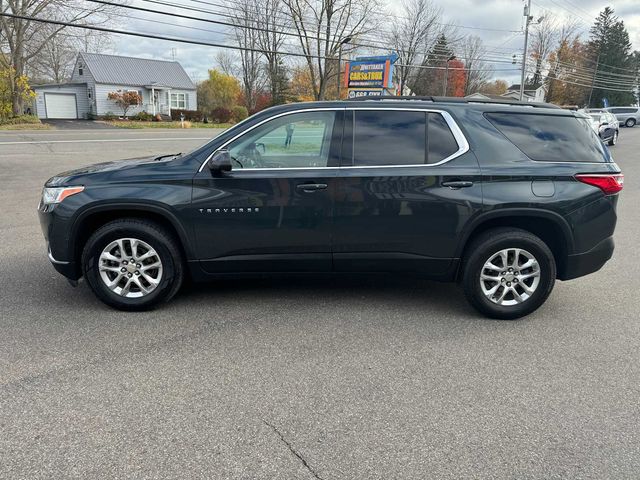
(29, 27), (113, 83)
(255, 0), (288, 104)
(227, 0), (265, 112)
(215, 50), (239, 77)
(460, 35), (493, 95)
(545, 19), (581, 102)
(29, 32), (76, 83)
(388, 0), (441, 95)
(530, 16), (560, 85)
(283, 0), (380, 100)
(0, 0), (121, 115)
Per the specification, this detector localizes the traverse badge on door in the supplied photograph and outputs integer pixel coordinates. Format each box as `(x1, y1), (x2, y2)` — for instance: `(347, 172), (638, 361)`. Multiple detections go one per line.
(198, 207), (261, 214)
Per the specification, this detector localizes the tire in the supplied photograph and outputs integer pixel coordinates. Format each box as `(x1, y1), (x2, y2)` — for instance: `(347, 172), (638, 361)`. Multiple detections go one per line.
(461, 228), (556, 320)
(82, 219), (184, 311)
(625, 118), (636, 128)
(608, 130), (618, 146)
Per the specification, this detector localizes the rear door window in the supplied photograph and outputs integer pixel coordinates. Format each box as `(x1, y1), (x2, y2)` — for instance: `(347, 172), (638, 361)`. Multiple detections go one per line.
(485, 112), (609, 163)
(353, 110), (426, 166)
(352, 110), (461, 166)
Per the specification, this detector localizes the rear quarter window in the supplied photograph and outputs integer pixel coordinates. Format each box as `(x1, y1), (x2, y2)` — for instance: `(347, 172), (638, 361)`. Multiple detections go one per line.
(485, 112), (609, 163)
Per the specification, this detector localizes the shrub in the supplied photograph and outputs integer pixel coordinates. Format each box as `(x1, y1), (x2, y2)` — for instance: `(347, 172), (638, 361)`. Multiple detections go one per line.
(231, 105), (248, 122)
(107, 90), (142, 117)
(132, 111), (153, 121)
(0, 114), (40, 125)
(102, 111), (116, 121)
(211, 107), (232, 123)
(170, 109), (203, 122)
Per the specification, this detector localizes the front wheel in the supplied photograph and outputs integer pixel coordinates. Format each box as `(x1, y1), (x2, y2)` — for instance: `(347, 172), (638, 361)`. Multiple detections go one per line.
(625, 118), (636, 128)
(82, 219), (184, 311)
(608, 130), (618, 146)
(461, 228), (556, 320)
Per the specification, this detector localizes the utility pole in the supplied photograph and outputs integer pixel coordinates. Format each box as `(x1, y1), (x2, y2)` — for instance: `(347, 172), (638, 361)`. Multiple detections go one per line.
(519, 0), (533, 101)
(588, 50), (601, 108)
(443, 55), (456, 96)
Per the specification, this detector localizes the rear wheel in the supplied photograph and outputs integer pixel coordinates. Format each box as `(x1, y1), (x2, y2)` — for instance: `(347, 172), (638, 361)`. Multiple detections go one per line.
(625, 118), (636, 128)
(462, 228), (556, 320)
(82, 219), (184, 310)
(608, 130), (618, 146)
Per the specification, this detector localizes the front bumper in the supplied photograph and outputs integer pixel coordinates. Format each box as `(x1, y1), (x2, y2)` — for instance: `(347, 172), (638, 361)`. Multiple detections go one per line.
(46, 243), (79, 280)
(560, 236), (614, 280)
(39, 204), (81, 281)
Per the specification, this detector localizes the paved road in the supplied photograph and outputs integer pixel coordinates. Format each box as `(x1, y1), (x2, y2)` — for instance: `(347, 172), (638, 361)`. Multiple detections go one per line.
(1, 127), (639, 479)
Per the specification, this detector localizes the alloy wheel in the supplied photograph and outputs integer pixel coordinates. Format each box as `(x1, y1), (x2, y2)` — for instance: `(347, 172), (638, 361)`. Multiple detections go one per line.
(479, 248), (541, 306)
(98, 238), (163, 298)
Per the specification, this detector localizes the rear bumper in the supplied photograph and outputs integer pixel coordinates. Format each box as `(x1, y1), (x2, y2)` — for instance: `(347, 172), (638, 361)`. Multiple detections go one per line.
(560, 236), (614, 280)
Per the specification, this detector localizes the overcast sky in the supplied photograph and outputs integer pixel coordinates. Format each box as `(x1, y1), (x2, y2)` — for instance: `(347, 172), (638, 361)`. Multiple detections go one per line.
(112, 0), (640, 84)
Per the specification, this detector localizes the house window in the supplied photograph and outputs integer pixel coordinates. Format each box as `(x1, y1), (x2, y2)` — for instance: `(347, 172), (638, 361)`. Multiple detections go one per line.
(170, 93), (186, 109)
(79, 65), (83, 76)
(87, 87), (93, 99)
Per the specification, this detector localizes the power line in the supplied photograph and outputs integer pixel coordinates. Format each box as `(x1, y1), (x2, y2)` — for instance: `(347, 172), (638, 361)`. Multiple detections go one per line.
(86, 0), (520, 66)
(136, 0), (523, 55)
(0, 12), (522, 74)
(187, 0), (524, 33)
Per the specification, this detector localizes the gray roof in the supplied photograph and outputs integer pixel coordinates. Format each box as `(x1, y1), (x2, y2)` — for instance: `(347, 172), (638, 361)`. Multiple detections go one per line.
(79, 52), (196, 90)
(507, 83), (543, 92)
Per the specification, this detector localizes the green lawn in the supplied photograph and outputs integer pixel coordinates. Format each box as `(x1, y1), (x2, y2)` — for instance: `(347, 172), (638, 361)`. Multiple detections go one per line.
(103, 120), (232, 129)
(0, 123), (52, 130)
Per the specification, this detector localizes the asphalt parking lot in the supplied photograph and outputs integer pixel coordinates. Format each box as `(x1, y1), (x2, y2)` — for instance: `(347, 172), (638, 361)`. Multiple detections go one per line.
(1, 126), (639, 479)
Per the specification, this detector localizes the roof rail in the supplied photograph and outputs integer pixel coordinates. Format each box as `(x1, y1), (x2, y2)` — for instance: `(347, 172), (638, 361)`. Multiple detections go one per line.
(348, 95), (561, 109)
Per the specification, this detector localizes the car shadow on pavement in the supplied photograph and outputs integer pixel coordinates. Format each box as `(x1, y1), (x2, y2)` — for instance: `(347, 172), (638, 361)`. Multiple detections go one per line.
(9, 260), (477, 320)
(175, 274), (475, 316)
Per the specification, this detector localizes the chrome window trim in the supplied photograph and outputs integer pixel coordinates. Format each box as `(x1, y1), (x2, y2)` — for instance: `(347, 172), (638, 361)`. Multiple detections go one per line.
(197, 106), (470, 173)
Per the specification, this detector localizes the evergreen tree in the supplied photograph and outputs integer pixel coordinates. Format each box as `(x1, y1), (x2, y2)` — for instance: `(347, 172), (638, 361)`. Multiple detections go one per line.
(409, 34), (453, 96)
(587, 8), (635, 107)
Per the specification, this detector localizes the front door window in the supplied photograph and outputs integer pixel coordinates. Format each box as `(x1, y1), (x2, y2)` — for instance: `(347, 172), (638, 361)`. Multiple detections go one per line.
(226, 111), (336, 169)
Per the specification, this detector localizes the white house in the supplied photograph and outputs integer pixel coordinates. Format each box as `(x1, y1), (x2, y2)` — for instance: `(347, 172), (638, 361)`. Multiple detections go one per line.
(502, 83), (548, 103)
(32, 53), (197, 119)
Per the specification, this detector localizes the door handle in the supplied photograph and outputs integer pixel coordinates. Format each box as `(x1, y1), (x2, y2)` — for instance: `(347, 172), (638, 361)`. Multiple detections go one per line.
(441, 180), (474, 189)
(296, 183), (328, 192)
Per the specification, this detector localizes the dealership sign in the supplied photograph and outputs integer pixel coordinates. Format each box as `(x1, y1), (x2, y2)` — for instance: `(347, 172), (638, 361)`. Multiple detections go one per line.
(344, 54), (398, 97)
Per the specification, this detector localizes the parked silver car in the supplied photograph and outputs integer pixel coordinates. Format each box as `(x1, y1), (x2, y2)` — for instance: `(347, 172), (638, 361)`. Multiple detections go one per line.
(586, 111), (619, 146)
(606, 106), (640, 127)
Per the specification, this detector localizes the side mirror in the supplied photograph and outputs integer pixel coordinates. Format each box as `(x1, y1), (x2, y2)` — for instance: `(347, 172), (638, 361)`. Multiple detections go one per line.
(208, 150), (232, 175)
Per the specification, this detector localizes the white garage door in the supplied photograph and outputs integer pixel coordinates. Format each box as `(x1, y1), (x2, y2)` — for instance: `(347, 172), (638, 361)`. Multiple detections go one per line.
(45, 93), (78, 119)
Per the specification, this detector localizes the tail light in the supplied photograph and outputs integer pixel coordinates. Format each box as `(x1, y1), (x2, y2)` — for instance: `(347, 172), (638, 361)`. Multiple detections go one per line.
(575, 173), (624, 195)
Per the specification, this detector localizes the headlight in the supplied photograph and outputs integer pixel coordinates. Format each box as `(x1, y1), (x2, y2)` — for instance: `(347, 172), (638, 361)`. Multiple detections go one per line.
(41, 186), (85, 206)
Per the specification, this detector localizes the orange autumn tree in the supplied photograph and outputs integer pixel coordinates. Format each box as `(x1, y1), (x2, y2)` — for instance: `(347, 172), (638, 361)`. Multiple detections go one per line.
(447, 59), (466, 97)
(289, 66), (315, 102)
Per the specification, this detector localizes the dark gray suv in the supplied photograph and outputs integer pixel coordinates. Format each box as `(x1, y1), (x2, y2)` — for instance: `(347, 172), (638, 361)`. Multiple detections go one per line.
(38, 97), (623, 319)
